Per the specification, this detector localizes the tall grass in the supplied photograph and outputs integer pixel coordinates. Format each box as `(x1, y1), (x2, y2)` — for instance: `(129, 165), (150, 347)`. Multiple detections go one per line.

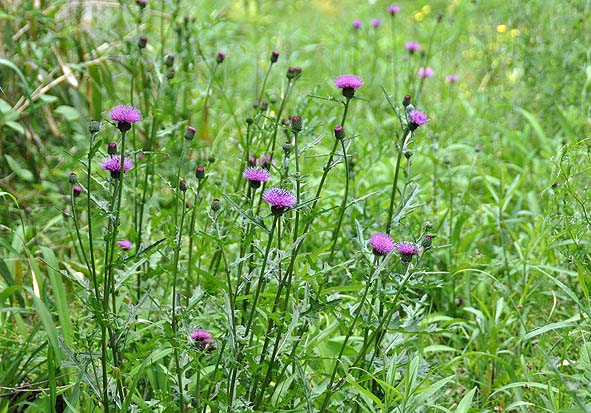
(1, 0), (590, 412)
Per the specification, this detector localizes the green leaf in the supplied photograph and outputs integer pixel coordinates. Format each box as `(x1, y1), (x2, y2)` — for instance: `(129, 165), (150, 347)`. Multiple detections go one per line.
(5, 121), (24, 134)
(4, 154), (34, 181)
(54, 105), (81, 122)
(455, 387), (477, 413)
(40, 246), (74, 347)
(0, 58), (31, 99)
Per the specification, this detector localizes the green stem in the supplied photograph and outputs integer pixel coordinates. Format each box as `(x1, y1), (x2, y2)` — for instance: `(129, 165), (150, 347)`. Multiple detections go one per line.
(172, 189), (188, 413)
(318, 259), (377, 413)
(385, 127), (411, 234)
(244, 216), (278, 338)
(328, 138), (350, 263)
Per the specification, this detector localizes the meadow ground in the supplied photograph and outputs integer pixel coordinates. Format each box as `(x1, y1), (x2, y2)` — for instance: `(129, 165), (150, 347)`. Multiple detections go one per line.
(1, 0), (590, 412)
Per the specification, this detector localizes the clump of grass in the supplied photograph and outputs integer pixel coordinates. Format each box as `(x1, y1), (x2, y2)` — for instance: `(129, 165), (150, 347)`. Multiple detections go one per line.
(1, 1), (591, 412)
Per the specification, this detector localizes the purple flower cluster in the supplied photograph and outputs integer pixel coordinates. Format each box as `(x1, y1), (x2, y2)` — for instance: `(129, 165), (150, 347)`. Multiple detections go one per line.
(369, 232), (395, 256)
(190, 329), (217, 352)
(405, 41), (421, 53)
(102, 155), (133, 178)
(371, 18), (382, 28)
(396, 241), (418, 263)
(243, 167), (271, 189)
(446, 74), (459, 83)
(408, 109), (429, 130)
(263, 188), (296, 216)
(352, 19), (363, 29)
(335, 74), (363, 99)
(118, 240), (132, 251)
(387, 5), (400, 15)
(418, 67), (434, 78)
(335, 74), (363, 90)
(109, 105), (141, 132)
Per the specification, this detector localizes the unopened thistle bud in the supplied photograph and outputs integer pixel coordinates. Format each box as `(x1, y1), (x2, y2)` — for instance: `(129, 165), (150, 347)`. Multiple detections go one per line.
(179, 179), (187, 192)
(286, 67), (302, 80)
(195, 166), (205, 180)
(282, 141), (292, 155)
(259, 101), (269, 111)
(69, 172), (78, 184)
(166, 67), (175, 79)
(270, 50), (280, 63)
(107, 142), (117, 155)
(216, 51), (226, 63)
(403, 94), (411, 106)
(184, 126), (196, 141)
(334, 125), (345, 140)
(138, 36), (148, 49)
(245, 117), (254, 125)
(136, 0), (147, 8)
(211, 198), (221, 212)
(165, 54), (175, 67)
(290, 116), (302, 132)
(73, 185), (82, 197)
(88, 120), (100, 134)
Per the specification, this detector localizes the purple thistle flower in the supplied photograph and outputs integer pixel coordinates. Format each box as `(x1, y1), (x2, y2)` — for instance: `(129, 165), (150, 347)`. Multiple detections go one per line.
(446, 74), (458, 83)
(408, 109), (428, 131)
(335, 74), (363, 90)
(369, 232), (395, 256)
(405, 41), (421, 53)
(243, 167), (271, 189)
(109, 105), (142, 132)
(118, 240), (132, 251)
(352, 19), (363, 29)
(396, 241), (418, 263)
(418, 67), (434, 78)
(216, 51), (226, 63)
(335, 74), (363, 99)
(388, 5), (400, 15)
(102, 155), (133, 179)
(190, 329), (216, 352)
(371, 18), (382, 28)
(263, 187), (296, 216)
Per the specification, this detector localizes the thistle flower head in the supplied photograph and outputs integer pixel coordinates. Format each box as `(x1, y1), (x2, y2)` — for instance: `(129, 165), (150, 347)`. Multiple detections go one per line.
(446, 74), (458, 83)
(118, 240), (132, 251)
(369, 232), (395, 256)
(388, 5), (400, 15)
(263, 187), (296, 216)
(352, 19), (362, 29)
(396, 241), (418, 263)
(243, 167), (271, 189)
(408, 109), (429, 130)
(335, 74), (363, 90)
(371, 18), (382, 27)
(109, 105), (141, 132)
(335, 74), (363, 99)
(418, 67), (434, 78)
(102, 155), (133, 178)
(190, 329), (216, 352)
(405, 41), (421, 53)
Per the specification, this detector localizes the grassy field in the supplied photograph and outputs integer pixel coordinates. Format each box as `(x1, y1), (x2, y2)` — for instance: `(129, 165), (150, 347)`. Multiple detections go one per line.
(1, 0), (591, 411)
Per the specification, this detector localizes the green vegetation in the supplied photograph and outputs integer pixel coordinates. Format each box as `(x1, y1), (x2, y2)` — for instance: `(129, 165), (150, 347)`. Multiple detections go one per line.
(1, 0), (590, 411)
